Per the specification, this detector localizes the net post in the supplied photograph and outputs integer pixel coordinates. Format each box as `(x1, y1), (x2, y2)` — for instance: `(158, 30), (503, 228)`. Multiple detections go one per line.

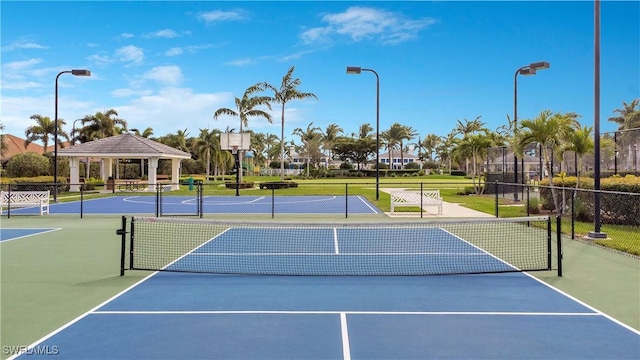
(118, 216), (127, 276)
(130, 217), (136, 270)
(155, 186), (160, 217)
(557, 215), (563, 277)
(547, 216), (553, 271)
(271, 186), (275, 218)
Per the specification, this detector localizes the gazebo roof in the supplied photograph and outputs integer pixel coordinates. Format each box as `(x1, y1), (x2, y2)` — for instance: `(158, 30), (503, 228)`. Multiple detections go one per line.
(57, 133), (191, 159)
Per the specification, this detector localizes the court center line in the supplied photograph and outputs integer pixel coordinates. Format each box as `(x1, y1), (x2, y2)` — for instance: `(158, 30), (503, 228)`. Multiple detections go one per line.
(340, 312), (351, 360)
(91, 310), (599, 316)
(334, 228), (339, 254)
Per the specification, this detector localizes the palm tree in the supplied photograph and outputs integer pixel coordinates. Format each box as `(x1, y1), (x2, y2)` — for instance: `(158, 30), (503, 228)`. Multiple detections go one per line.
(79, 109), (127, 141)
(24, 114), (69, 153)
(214, 83), (272, 182)
(262, 66), (318, 180)
(608, 99), (639, 130)
(453, 116), (486, 173)
(381, 123), (407, 170)
(193, 128), (221, 182)
(419, 134), (441, 163)
(399, 125), (417, 169)
(130, 127), (154, 138)
(517, 110), (571, 213)
(563, 125), (594, 190)
(458, 132), (494, 194)
(0, 121), (7, 155)
(293, 122), (322, 177)
(322, 123), (343, 163)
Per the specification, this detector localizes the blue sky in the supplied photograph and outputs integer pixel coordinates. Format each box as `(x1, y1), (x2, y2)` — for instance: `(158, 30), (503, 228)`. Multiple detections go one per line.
(1, 1), (639, 146)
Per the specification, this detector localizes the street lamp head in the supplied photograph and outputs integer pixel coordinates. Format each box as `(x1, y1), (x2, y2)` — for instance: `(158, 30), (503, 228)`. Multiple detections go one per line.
(529, 61), (550, 70)
(71, 69), (91, 76)
(346, 66), (362, 75)
(519, 68), (536, 76)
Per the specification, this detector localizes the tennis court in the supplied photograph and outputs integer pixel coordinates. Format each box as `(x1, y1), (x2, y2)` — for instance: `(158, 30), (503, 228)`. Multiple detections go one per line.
(2, 195), (379, 216)
(9, 216), (639, 359)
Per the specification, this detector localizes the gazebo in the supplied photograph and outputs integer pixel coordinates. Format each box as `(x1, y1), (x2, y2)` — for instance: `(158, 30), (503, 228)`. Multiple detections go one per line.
(57, 134), (192, 192)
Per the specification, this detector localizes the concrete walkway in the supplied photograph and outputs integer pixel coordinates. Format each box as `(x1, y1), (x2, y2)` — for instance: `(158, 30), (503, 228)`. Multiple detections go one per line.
(381, 188), (493, 218)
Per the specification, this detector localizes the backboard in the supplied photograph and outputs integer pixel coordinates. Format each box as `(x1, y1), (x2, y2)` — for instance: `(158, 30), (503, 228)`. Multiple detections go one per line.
(220, 132), (251, 153)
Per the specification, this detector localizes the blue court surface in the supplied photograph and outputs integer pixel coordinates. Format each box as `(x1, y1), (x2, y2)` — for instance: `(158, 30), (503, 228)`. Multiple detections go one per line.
(13, 225), (640, 359)
(15, 273), (640, 359)
(0, 228), (59, 242)
(3, 195), (379, 215)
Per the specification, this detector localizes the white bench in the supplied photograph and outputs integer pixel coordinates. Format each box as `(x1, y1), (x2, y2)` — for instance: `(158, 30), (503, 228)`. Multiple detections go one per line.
(390, 189), (443, 215)
(0, 190), (50, 215)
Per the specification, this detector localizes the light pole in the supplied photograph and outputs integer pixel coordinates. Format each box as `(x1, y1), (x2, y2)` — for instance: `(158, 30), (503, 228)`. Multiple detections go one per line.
(513, 61), (550, 202)
(54, 69), (91, 202)
(347, 66), (380, 200)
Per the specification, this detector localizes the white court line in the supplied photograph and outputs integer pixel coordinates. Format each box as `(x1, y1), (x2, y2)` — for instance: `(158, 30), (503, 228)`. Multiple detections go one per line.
(92, 310), (599, 316)
(333, 228), (339, 254)
(188, 252), (490, 256)
(340, 312), (351, 360)
(355, 195), (379, 214)
(0, 228), (61, 243)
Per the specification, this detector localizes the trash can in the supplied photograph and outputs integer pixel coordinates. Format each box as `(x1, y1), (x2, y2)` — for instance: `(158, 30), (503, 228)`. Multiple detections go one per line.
(188, 176), (194, 191)
(106, 176), (115, 191)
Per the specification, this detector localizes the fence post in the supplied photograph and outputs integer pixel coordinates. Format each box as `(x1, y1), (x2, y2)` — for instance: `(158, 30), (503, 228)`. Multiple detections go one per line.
(556, 215), (563, 277)
(495, 181), (499, 217)
(420, 182), (424, 218)
(526, 186), (530, 217)
(345, 183), (348, 219)
(271, 187), (275, 219)
(571, 189), (575, 240)
(80, 184), (84, 219)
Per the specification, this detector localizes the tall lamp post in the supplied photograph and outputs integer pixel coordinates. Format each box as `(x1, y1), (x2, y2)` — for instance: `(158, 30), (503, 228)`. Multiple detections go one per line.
(346, 66), (380, 200)
(54, 69), (91, 202)
(513, 61), (550, 202)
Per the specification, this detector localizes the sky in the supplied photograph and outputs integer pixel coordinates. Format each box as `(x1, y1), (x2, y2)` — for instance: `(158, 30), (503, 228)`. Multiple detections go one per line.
(1, 1), (639, 147)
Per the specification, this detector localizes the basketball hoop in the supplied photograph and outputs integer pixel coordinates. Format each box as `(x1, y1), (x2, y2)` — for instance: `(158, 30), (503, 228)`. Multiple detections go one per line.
(231, 146), (239, 155)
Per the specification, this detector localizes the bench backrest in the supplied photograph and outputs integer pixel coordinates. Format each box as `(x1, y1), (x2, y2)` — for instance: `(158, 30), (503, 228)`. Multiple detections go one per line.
(1, 191), (50, 204)
(391, 190), (440, 204)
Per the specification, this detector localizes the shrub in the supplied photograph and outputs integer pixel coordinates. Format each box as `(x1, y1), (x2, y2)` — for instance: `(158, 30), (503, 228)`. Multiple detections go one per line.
(6, 152), (50, 177)
(528, 197), (540, 214)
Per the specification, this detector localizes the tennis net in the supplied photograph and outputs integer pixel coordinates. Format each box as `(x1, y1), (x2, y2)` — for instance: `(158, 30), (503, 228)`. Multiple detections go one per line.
(121, 216), (555, 276)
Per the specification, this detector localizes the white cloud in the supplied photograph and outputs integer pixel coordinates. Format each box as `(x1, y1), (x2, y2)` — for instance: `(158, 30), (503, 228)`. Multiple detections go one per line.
(116, 88), (234, 136)
(111, 88), (153, 98)
(87, 53), (112, 66)
(197, 10), (247, 23)
(142, 66), (183, 86)
(145, 29), (180, 38)
(301, 6), (436, 45)
(225, 58), (256, 67)
(0, 81), (44, 90)
(1, 40), (47, 51)
(165, 47), (184, 56)
(118, 33), (135, 39)
(2, 58), (43, 71)
(114, 45), (144, 65)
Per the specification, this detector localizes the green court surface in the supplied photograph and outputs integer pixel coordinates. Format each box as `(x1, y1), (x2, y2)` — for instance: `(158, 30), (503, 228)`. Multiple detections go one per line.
(1, 216), (638, 359)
